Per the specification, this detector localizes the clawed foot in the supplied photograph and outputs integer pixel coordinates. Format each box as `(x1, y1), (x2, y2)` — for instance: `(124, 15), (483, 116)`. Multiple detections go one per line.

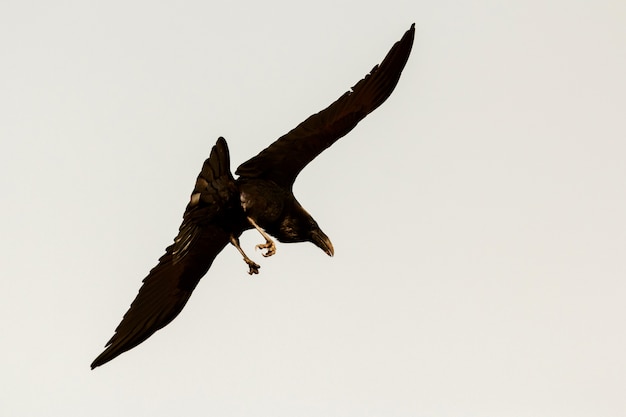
(231, 235), (262, 275)
(247, 217), (277, 258)
(255, 239), (276, 257)
(245, 258), (261, 275)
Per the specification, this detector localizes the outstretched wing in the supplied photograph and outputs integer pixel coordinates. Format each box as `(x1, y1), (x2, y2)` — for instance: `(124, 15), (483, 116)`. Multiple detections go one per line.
(91, 138), (240, 369)
(235, 24), (415, 189)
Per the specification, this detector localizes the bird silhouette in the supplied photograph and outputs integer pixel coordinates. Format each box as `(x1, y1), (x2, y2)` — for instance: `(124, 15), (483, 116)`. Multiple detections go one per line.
(91, 24), (414, 369)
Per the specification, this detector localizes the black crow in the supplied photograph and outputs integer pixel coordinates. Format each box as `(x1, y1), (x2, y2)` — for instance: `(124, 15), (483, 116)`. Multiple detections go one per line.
(91, 24), (414, 369)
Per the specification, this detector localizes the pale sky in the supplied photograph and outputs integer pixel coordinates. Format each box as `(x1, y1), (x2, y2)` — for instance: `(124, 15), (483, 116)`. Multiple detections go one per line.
(1, 1), (625, 416)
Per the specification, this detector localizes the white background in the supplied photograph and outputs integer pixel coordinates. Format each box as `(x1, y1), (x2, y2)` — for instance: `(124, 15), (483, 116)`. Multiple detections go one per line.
(1, 1), (625, 416)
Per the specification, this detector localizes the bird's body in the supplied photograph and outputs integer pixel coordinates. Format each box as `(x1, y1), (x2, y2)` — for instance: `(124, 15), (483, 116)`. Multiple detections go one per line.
(91, 24), (415, 369)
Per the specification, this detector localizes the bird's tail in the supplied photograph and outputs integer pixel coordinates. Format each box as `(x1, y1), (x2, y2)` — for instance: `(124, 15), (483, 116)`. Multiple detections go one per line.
(187, 137), (236, 209)
(195, 137), (233, 189)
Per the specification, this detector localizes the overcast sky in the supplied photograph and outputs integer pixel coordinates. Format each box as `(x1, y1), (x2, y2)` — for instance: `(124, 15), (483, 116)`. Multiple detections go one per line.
(1, 1), (625, 416)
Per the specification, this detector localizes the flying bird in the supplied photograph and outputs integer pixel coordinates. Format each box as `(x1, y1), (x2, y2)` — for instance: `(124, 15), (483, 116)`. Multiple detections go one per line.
(91, 24), (414, 369)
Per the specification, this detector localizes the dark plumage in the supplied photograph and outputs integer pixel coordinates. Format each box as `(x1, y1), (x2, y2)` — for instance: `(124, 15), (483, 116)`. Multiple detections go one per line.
(91, 24), (414, 369)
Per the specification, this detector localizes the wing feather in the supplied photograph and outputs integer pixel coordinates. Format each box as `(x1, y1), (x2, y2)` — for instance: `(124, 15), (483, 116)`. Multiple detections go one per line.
(235, 24), (415, 188)
(91, 138), (239, 368)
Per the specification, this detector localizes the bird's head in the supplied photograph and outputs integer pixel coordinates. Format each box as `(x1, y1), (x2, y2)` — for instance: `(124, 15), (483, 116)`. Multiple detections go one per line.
(277, 205), (334, 257)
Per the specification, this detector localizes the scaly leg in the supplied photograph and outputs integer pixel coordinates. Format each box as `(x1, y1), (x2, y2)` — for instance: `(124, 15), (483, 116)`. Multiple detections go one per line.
(247, 217), (276, 257)
(230, 235), (260, 275)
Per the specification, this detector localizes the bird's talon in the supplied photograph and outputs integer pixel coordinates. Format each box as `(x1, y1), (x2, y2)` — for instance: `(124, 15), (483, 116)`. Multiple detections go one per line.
(255, 241), (276, 257)
(246, 261), (260, 275)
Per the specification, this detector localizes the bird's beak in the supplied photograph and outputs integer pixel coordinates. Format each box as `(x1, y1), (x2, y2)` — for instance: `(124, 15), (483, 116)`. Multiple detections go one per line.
(311, 229), (334, 257)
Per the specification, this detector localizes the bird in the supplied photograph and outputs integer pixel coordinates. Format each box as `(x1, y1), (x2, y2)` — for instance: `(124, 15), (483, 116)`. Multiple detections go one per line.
(91, 23), (415, 369)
